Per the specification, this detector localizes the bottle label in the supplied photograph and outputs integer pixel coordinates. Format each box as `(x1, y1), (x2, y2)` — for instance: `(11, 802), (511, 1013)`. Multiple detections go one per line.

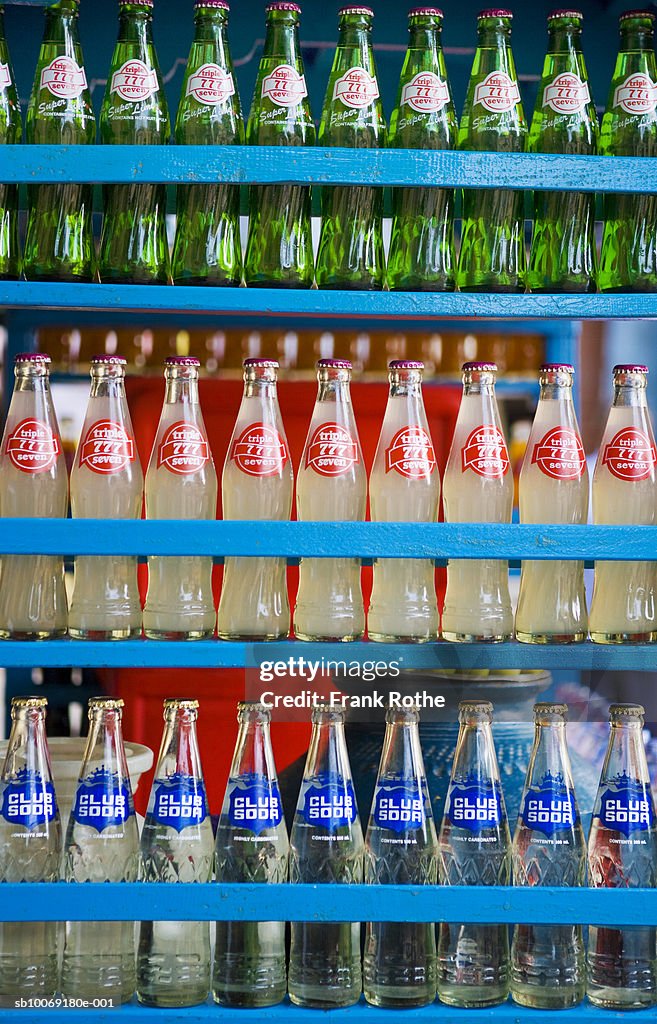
(110, 60), (159, 102)
(261, 64), (308, 107)
(531, 426), (586, 480)
(461, 425), (509, 478)
(300, 775), (358, 830)
(5, 419), (60, 474)
(79, 420), (136, 475)
(521, 772), (578, 838)
(372, 783), (425, 833)
(613, 73), (657, 114)
(306, 422), (360, 477)
(385, 426), (436, 479)
(186, 63), (235, 106)
(333, 67), (380, 109)
(150, 774), (207, 832)
(72, 768), (133, 832)
(542, 72), (590, 114)
(157, 421), (210, 475)
(40, 56), (87, 100)
(401, 71), (450, 114)
(473, 71), (520, 112)
(602, 428), (657, 482)
(0, 769), (57, 828)
(227, 778), (283, 836)
(230, 422), (289, 477)
(0, 63), (11, 90)
(447, 779), (504, 834)
(598, 777), (655, 836)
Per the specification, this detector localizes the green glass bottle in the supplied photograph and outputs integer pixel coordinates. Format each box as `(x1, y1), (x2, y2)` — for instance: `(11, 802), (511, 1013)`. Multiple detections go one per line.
(527, 10), (598, 293)
(315, 5), (386, 291)
(387, 7), (457, 292)
(457, 9), (527, 293)
(244, 2), (314, 289)
(99, 0), (170, 284)
(0, 5), (21, 281)
(172, 0), (243, 286)
(23, 0), (95, 282)
(599, 10), (657, 292)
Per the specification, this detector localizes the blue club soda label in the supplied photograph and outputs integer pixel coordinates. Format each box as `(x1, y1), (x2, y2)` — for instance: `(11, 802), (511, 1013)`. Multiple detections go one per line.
(300, 773), (357, 830)
(150, 773), (207, 833)
(598, 775), (655, 837)
(227, 775), (283, 836)
(1, 768), (57, 828)
(72, 767), (133, 832)
(521, 772), (579, 838)
(447, 778), (504, 834)
(373, 782), (426, 834)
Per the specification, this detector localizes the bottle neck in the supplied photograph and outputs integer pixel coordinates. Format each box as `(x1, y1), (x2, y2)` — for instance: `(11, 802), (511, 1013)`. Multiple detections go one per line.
(620, 23), (654, 52)
(3, 707), (50, 780)
(193, 11), (228, 45)
(42, 2), (78, 48)
(539, 382), (574, 402)
(407, 25), (439, 56)
(390, 378), (423, 400)
(156, 709), (203, 780)
(336, 21), (371, 63)
(529, 720), (572, 787)
(82, 708), (129, 779)
(547, 23), (582, 56)
(231, 714), (276, 779)
(463, 380), (496, 398)
(306, 714), (350, 779)
(603, 720), (650, 783)
(379, 717), (425, 781)
(244, 375), (278, 400)
(317, 378), (352, 403)
(613, 383), (647, 408)
(89, 374), (127, 401)
(164, 376), (200, 405)
(263, 17), (299, 62)
(117, 6), (152, 52)
(453, 719), (499, 782)
(477, 21), (510, 50)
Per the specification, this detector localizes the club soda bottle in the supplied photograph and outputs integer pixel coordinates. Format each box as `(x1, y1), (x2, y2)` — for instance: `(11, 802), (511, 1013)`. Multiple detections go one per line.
(23, 0), (95, 282)
(368, 360), (440, 641)
(143, 357), (218, 640)
(62, 697), (140, 1003)
(589, 364), (657, 642)
(315, 6), (386, 290)
(599, 11), (657, 292)
(137, 699), (214, 1007)
(457, 10), (527, 292)
(515, 363), (588, 643)
(172, 0), (244, 287)
(588, 703), (657, 1009)
(294, 359), (366, 641)
(213, 702), (288, 1007)
(69, 356), (143, 640)
(437, 700), (511, 1007)
(364, 705), (437, 1008)
(0, 353), (68, 640)
(244, 2), (315, 288)
(0, 697), (61, 1006)
(289, 705), (364, 1008)
(217, 358), (293, 639)
(99, 0), (170, 284)
(0, 4), (20, 280)
(511, 702), (586, 1009)
(441, 362), (513, 641)
(387, 7), (457, 292)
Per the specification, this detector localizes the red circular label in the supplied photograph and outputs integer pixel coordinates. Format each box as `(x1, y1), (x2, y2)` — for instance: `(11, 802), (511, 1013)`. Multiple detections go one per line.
(602, 428), (657, 482)
(305, 422), (360, 477)
(531, 427), (586, 481)
(157, 421), (210, 476)
(79, 420), (135, 475)
(461, 425), (509, 479)
(385, 426), (436, 479)
(230, 422), (289, 478)
(5, 418), (60, 474)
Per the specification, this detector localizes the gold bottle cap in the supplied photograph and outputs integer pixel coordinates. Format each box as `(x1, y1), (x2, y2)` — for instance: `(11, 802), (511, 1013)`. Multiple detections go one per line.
(11, 696), (47, 709)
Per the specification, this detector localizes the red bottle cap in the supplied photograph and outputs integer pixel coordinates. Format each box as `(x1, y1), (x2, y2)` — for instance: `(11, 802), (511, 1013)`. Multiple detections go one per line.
(195, 0), (229, 9)
(266, 2), (302, 11)
(478, 8), (513, 18)
(244, 358), (280, 368)
(14, 352), (50, 364)
(620, 9), (656, 21)
(317, 358), (353, 369)
(540, 362), (575, 373)
(408, 7), (444, 16)
(389, 360), (425, 370)
(339, 6), (375, 16)
(90, 355), (127, 364)
(462, 361), (498, 372)
(614, 363), (649, 373)
(548, 9), (583, 18)
(164, 356), (201, 366)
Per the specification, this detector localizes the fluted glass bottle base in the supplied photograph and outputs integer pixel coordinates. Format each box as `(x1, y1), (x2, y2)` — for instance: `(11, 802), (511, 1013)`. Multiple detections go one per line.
(368, 631), (436, 643)
(217, 631), (289, 641)
(364, 988), (436, 1009)
(0, 628), (67, 641)
(438, 987), (508, 1008)
(590, 630), (656, 644)
(294, 631), (363, 642)
(441, 631), (512, 643)
(143, 629), (215, 641)
(515, 630), (587, 644)
(511, 986), (584, 1009)
(69, 627), (142, 641)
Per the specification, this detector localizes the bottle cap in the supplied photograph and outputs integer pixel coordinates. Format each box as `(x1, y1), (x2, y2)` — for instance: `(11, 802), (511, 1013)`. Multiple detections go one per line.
(164, 698), (200, 710)
(14, 352), (51, 364)
(91, 355), (127, 365)
(540, 362), (575, 373)
(613, 363), (649, 374)
(478, 8), (513, 18)
(11, 696), (48, 708)
(408, 6), (443, 16)
(548, 8), (583, 18)
(317, 358), (353, 369)
(266, 1), (301, 10)
(244, 358), (280, 368)
(339, 5), (374, 16)
(88, 697), (125, 710)
(459, 700), (494, 713)
(164, 356), (201, 366)
(534, 701), (568, 716)
(609, 702), (645, 717)
(462, 360), (498, 372)
(620, 8), (655, 21)
(389, 359), (425, 370)
(195, 0), (229, 8)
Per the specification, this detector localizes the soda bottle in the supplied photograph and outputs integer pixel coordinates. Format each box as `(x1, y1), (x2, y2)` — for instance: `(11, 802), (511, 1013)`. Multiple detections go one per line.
(589, 364), (657, 642)
(437, 700), (511, 1007)
(172, 0), (244, 287)
(213, 702), (288, 1007)
(588, 703), (657, 1009)
(244, 2), (315, 288)
(23, 0), (95, 282)
(99, 0), (170, 284)
(289, 704), (364, 1008)
(511, 702), (586, 1009)
(368, 360), (440, 641)
(217, 358), (293, 640)
(0, 353), (68, 640)
(315, 6), (386, 290)
(294, 359), (366, 641)
(599, 11), (657, 292)
(69, 356), (143, 640)
(441, 362), (513, 641)
(143, 357), (218, 640)
(515, 363), (588, 643)
(0, 697), (61, 1006)
(387, 7), (457, 292)
(62, 697), (140, 1003)
(457, 10), (527, 292)
(364, 705), (437, 1008)
(0, 5), (21, 281)
(137, 699), (214, 1007)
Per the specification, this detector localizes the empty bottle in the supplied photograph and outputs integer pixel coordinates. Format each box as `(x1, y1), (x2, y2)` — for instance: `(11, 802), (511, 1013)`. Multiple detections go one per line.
(364, 705), (437, 1009)
(143, 357), (218, 640)
(0, 696), (61, 1007)
(213, 702), (288, 1007)
(244, 2), (315, 288)
(511, 702), (586, 1009)
(438, 700), (511, 1007)
(289, 704), (364, 1008)
(172, 0), (244, 286)
(0, 3), (21, 281)
(316, 6), (386, 290)
(62, 697), (140, 1003)
(0, 353), (68, 640)
(294, 359), (367, 641)
(588, 703), (657, 1009)
(69, 356), (143, 640)
(368, 360), (440, 641)
(387, 7), (457, 292)
(137, 699), (214, 1007)
(217, 358), (293, 640)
